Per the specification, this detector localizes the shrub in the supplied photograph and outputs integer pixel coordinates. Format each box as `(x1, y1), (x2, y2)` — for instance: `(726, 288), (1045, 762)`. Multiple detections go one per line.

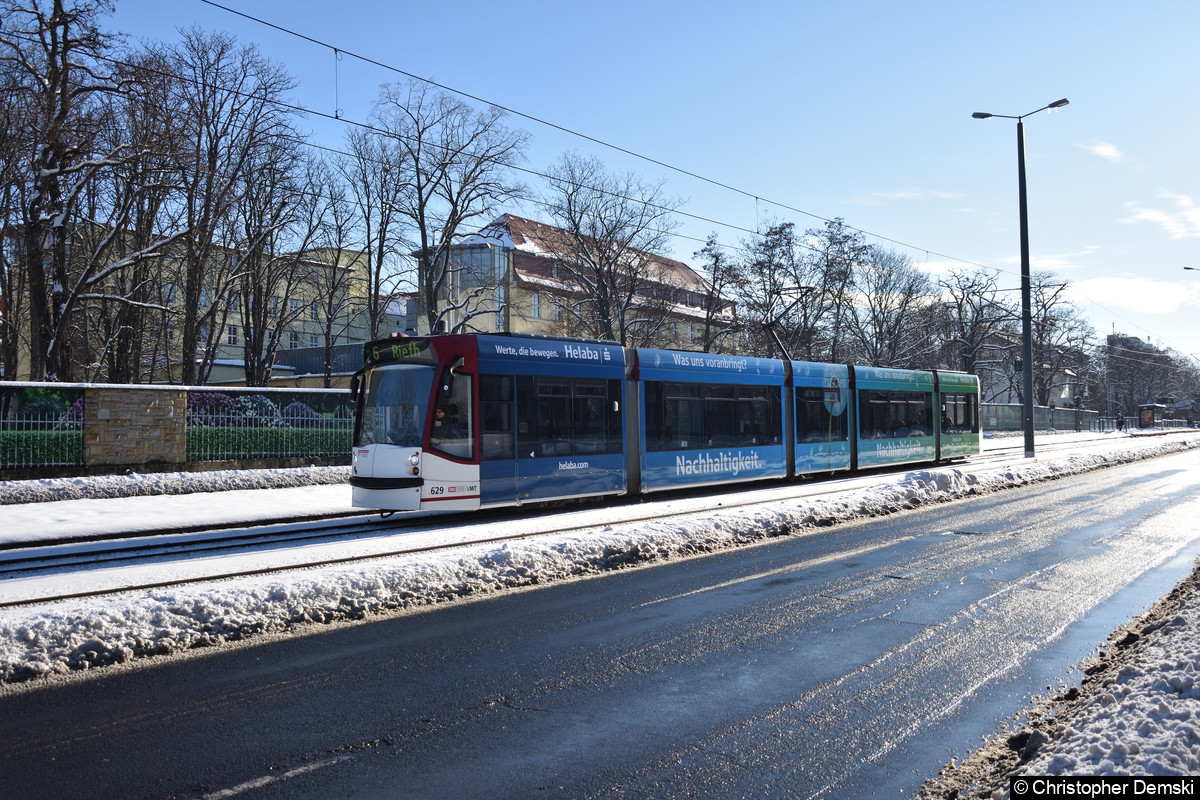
(188, 392), (241, 428)
(282, 401), (324, 428)
(235, 394), (283, 427)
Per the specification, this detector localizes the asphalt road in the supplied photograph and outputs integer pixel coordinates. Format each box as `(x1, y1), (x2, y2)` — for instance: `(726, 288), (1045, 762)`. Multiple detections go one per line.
(5, 449), (1200, 800)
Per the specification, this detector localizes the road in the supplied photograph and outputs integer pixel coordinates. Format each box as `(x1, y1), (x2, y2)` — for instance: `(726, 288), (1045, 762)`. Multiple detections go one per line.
(4, 448), (1200, 799)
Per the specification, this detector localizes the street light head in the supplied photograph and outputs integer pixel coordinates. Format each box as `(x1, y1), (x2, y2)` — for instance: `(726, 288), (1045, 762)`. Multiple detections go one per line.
(1049, 98), (1070, 109)
(972, 112), (993, 119)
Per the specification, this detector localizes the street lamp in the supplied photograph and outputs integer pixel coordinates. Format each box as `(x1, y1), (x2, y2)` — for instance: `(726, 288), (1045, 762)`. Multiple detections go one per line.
(973, 98), (1069, 458)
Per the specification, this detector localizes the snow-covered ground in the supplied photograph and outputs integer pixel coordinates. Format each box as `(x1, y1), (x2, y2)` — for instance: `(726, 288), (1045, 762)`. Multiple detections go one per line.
(3, 432), (1200, 795)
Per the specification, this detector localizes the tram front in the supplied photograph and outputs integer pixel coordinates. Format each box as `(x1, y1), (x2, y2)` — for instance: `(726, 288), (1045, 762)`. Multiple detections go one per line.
(350, 336), (480, 511)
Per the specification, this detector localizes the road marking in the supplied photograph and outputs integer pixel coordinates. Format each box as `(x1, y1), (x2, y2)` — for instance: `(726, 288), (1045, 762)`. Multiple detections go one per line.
(201, 754), (354, 799)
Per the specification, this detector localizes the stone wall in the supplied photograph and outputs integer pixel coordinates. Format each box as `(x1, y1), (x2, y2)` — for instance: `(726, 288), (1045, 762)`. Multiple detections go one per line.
(83, 387), (188, 469)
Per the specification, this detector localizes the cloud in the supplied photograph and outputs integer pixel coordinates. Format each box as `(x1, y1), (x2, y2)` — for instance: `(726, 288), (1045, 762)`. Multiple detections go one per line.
(1072, 275), (1200, 315)
(1077, 141), (1128, 163)
(990, 245), (1102, 274)
(1123, 192), (1200, 239)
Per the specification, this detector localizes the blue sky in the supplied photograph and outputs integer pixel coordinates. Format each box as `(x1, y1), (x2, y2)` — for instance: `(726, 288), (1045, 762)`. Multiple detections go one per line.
(109, 0), (1200, 362)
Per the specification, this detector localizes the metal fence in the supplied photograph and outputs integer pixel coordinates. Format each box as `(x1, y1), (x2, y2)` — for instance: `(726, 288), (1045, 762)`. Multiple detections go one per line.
(980, 403), (1100, 433)
(185, 388), (354, 462)
(0, 410), (85, 469)
(0, 383), (353, 471)
(0, 386), (86, 470)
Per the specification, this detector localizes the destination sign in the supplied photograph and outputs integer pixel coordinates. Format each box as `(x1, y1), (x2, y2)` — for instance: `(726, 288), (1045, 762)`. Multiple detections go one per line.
(364, 337), (436, 366)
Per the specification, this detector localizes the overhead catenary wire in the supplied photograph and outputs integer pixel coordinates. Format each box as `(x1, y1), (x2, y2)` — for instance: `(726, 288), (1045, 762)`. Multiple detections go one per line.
(6, 3), (1195, 360)
(195, 0), (1190, 359)
(194, 0), (990, 272)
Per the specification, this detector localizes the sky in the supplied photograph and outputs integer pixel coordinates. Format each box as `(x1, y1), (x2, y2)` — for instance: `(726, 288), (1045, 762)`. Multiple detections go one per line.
(103, 0), (1200, 362)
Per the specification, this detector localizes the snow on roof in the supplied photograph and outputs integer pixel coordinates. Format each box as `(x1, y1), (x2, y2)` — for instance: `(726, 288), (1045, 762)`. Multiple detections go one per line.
(465, 214), (721, 297)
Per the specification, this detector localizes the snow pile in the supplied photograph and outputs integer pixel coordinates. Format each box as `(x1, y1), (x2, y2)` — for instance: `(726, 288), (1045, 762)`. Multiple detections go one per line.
(919, 565), (1200, 797)
(1019, 623), (1200, 775)
(0, 466), (350, 505)
(2, 435), (1199, 686)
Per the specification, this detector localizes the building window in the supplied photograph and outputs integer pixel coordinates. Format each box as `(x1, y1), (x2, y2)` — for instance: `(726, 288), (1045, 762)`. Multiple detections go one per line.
(290, 298), (300, 314)
(530, 292), (541, 318)
(227, 326), (239, 346)
(310, 333), (320, 348)
(289, 331), (299, 349)
(310, 301), (320, 322)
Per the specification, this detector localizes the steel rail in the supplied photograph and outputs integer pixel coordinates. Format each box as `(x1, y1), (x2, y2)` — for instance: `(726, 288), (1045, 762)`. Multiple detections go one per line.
(1, 437), (1178, 608)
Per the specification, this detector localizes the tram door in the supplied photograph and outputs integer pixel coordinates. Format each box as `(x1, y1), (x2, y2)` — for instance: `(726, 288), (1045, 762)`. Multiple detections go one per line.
(421, 361), (481, 509)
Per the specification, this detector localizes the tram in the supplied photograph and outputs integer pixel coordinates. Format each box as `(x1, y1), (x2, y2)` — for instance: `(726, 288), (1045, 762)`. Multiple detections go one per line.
(349, 333), (981, 512)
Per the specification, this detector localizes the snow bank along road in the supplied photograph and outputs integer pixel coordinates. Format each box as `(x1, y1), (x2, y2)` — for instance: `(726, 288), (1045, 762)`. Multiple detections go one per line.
(3, 431), (1200, 793)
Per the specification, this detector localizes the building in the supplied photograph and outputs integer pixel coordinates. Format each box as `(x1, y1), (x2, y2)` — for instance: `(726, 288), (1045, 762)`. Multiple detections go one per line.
(6, 214), (736, 385)
(442, 214), (736, 349)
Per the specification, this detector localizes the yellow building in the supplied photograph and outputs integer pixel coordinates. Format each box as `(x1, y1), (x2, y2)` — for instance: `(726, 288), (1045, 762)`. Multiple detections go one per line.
(446, 215), (736, 349)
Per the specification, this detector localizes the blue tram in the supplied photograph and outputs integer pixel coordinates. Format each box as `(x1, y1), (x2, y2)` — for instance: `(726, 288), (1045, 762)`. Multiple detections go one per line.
(350, 333), (981, 512)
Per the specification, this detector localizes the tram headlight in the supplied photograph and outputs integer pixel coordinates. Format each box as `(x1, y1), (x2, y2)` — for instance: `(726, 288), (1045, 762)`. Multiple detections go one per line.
(409, 451), (421, 475)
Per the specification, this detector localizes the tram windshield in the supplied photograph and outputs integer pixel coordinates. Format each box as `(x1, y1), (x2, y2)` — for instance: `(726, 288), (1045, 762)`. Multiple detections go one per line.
(355, 363), (436, 448)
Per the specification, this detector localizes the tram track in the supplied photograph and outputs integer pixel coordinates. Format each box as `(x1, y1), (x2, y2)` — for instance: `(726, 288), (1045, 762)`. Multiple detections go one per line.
(1, 433), (1182, 609)
(0, 464), (956, 607)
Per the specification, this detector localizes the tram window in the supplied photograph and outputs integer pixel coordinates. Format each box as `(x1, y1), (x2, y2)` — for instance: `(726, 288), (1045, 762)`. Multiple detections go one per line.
(515, 377), (621, 458)
(355, 364), (432, 448)
(736, 386), (778, 445)
(573, 380), (607, 455)
(604, 379), (622, 453)
(796, 386), (848, 443)
(645, 381), (779, 451)
(480, 374), (515, 460)
(535, 380), (572, 456)
(429, 367), (474, 460)
(942, 393), (979, 434)
(858, 389), (933, 439)
(707, 385), (736, 446)
(516, 376), (536, 458)
(660, 383), (704, 450)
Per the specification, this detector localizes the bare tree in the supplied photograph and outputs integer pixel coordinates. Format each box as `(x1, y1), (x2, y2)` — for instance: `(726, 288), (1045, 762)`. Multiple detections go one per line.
(0, 0), (161, 380)
(733, 221), (824, 359)
(801, 218), (871, 364)
(847, 246), (936, 368)
(370, 80), (527, 335)
(539, 152), (682, 347)
(300, 160), (364, 386)
(937, 267), (1018, 400)
(691, 233), (739, 353)
(228, 136), (313, 386)
(80, 50), (190, 383)
(0, 40), (32, 378)
(1029, 273), (1095, 407)
(158, 27), (298, 385)
(338, 127), (410, 340)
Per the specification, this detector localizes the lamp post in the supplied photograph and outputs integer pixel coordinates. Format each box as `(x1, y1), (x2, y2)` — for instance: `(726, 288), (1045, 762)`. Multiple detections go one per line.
(973, 98), (1069, 458)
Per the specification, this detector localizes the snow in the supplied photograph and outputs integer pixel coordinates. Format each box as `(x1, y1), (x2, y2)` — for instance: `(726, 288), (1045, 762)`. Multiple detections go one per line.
(3, 431), (1200, 793)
